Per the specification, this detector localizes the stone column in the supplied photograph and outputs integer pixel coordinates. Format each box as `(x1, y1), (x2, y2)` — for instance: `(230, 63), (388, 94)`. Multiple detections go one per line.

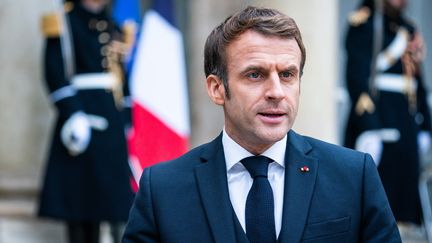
(0, 1), (66, 242)
(0, 0), (54, 183)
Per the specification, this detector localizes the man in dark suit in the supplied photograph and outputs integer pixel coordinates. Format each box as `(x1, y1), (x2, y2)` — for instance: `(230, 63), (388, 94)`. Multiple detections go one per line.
(123, 6), (401, 243)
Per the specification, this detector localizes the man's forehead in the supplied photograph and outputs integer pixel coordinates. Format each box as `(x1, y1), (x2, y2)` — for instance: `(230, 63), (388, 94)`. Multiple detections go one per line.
(225, 30), (301, 66)
(227, 30), (299, 51)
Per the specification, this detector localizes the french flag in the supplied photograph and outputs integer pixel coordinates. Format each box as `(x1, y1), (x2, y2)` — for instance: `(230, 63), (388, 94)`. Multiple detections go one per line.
(127, 0), (190, 188)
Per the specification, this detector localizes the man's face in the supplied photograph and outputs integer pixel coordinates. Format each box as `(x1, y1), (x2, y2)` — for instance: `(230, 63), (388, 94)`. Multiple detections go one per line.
(207, 30), (302, 154)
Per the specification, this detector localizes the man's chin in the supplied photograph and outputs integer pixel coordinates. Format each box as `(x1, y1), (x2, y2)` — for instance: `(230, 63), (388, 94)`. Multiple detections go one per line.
(258, 129), (288, 144)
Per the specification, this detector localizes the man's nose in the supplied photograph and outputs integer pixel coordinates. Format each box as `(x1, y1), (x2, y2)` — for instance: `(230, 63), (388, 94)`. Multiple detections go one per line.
(265, 73), (284, 100)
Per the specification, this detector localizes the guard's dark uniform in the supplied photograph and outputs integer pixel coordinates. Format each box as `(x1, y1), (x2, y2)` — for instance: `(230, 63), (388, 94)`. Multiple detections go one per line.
(39, 2), (134, 222)
(344, 2), (431, 224)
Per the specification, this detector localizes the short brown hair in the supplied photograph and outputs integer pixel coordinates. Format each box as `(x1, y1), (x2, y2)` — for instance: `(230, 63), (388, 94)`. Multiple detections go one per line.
(204, 6), (306, 97)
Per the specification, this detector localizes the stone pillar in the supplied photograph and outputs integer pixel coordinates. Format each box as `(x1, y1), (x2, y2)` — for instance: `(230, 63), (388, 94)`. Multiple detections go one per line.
(0, 1), (66, 242)
(0, 0), (54, 180)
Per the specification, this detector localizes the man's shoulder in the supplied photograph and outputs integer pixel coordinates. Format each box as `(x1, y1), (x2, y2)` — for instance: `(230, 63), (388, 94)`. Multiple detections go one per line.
(303, 135), (360, 156)
(292, 130), (359, 154)
(294, 132), (370, 169)
(294, 132), (376, 187)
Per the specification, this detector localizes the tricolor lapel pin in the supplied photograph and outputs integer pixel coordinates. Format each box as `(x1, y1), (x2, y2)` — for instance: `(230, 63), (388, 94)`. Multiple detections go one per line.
(300, 166), (310, 173)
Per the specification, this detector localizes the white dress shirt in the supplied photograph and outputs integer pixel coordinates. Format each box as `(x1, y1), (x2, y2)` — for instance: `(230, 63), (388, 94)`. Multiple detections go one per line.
(222, 129), (286, 237)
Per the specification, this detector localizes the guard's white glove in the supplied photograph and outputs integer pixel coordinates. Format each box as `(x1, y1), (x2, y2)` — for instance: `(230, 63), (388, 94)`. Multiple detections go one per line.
(418, 131), (431, 155)
(61, 112), (109, 156)
(355, 129), (400, 166)
(61, 112), (91, 156)
(355, 130), (383, 166)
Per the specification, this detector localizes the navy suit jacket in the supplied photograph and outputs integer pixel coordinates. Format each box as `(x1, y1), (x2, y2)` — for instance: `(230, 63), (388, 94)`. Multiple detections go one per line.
(123, 130), (401, 242)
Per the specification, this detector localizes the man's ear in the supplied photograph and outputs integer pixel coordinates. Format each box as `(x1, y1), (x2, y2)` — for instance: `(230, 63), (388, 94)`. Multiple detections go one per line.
(206, 74), (225, 106)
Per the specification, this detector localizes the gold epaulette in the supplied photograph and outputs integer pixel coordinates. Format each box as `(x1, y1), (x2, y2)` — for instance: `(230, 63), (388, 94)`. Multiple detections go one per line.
(355, 92), (375, 116)
(40, 3), (74, 37)
(41, 13), (62, 37)
(348, 7), (370, 27)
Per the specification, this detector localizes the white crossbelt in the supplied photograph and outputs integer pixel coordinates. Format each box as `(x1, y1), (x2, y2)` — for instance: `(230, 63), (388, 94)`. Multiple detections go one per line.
(375, 73), (417, 94)
(71, 73), (117, 90)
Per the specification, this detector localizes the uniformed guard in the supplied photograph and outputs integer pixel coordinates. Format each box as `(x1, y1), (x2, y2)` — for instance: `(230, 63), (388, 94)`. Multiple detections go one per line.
(39, 0), (135, 242)
(344, 0), (432, 228)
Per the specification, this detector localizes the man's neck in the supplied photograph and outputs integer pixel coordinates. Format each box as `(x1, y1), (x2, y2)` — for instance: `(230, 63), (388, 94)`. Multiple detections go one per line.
(222, 129), (287, 171)
(224, 128), (279, 155)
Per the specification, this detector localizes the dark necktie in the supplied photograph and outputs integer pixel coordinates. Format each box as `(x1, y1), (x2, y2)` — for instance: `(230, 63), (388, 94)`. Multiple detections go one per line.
(241, 155), (276, 243)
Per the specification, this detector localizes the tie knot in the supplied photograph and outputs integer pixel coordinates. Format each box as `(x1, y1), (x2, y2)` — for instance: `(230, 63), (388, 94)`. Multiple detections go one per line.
(241, 156), (272, 178)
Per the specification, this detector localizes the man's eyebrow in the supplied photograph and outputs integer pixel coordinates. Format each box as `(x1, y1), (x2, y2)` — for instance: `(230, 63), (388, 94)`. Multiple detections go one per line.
(239, 64), (300, 75)
(240, 65), (268, 75)
(281, 65), (299, 73)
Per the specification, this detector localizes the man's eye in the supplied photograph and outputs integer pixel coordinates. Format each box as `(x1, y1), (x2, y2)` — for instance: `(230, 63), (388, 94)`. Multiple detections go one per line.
(247, 72), (261, 79)
(280, 71), (293, 78)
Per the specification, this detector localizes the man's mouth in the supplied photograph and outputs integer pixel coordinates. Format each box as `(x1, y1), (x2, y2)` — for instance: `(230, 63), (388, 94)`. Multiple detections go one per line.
(258, 112), (285, 117)
(257, 111), (286, 124)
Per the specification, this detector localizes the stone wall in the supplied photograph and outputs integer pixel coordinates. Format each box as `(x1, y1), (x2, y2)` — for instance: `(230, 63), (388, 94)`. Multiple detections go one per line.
(0, 0), (54, 180)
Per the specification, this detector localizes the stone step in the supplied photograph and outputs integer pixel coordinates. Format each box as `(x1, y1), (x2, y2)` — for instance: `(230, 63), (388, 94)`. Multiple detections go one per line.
(0, 217), (116, 243)
(0, 197), (36, 218)
(0, 171), (40, 218)
(0, 218), (66, 243)
(0, 171), (40, 198)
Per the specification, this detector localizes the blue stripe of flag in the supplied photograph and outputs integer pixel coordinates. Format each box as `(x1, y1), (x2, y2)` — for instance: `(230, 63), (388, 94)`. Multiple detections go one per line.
(152, 0), (177, 28)
(112, 0), (141, 25)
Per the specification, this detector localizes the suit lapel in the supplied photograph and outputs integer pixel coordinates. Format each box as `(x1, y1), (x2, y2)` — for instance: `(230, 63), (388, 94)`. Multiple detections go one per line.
(194, 134), (237, 243)
(278, 131), (318, 242)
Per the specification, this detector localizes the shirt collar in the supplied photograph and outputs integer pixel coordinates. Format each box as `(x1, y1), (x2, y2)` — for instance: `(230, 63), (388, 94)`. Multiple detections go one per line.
(222, 128), (287, 172)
